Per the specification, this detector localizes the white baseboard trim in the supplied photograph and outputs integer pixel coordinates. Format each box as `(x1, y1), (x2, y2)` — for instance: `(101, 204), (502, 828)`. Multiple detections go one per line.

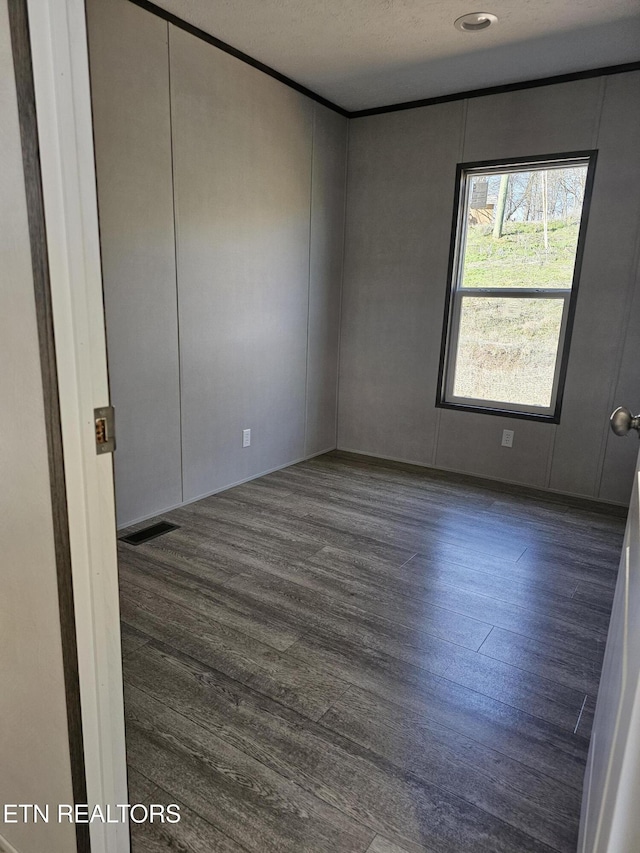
(117, 445), (337, 531)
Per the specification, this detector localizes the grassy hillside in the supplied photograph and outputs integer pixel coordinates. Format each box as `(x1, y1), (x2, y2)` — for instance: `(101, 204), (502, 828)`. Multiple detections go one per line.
(461, 219), (581, 289)
(452, 218), (578, 406)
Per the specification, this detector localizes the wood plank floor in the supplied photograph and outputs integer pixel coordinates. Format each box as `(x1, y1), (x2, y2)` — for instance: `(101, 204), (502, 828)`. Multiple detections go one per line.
(117, 452), (625, 853)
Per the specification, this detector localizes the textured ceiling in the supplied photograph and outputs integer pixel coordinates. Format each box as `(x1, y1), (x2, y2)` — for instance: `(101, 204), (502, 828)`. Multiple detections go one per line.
(152, 0), (640, 111)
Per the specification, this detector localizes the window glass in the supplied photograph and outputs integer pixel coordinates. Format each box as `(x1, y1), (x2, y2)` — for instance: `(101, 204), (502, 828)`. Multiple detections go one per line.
(452, 296), (565, 407)
(439, 155), (593, 419)
(462, 167), (588, 290)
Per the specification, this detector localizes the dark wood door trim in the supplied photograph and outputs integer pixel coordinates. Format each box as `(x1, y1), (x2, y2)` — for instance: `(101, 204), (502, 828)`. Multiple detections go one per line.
(8, 2), (90, 851)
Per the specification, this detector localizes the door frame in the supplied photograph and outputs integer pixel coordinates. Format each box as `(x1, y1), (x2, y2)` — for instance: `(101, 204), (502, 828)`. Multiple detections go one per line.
(22, 1), (129, 851)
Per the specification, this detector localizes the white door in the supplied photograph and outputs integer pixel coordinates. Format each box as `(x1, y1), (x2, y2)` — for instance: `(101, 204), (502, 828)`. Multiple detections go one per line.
(579, 417), (640, 852)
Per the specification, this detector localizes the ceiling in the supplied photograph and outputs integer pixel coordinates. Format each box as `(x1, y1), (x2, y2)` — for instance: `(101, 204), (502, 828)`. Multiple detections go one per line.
(152, 0), (640, 111)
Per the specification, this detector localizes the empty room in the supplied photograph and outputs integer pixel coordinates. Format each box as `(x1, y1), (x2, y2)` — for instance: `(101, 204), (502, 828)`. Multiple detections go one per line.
(2, 1), (640, 852)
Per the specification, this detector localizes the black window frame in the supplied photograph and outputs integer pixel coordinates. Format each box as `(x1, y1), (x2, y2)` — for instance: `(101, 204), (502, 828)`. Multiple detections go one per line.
(436, 150), (598, 423)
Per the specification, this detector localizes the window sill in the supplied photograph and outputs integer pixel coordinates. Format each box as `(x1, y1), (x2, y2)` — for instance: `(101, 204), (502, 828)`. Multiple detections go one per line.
(435, 399), (560, 424)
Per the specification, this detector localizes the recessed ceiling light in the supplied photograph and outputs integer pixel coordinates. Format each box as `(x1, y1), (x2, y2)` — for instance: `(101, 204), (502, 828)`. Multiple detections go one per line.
(454, 12), (498, 32)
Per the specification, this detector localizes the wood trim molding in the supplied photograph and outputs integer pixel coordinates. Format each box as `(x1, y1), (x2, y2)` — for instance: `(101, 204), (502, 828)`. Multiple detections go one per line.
(126, 0), (640, 120)
(349, 61), (640, 118)
(8, 2), (90, 851)
(128, 0), (350, 117)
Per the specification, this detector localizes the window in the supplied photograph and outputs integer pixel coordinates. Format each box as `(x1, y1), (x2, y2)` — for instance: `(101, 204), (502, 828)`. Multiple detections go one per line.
(437, 152), (596, 421)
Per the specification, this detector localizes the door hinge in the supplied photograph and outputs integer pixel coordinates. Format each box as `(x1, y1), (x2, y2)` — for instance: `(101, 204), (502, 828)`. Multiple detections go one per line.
(94, 406), (116, 454)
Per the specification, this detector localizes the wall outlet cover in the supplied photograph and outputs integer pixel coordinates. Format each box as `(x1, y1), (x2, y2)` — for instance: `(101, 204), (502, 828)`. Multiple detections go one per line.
(242, 428), (251, 448)
(501, 429), (514, 448)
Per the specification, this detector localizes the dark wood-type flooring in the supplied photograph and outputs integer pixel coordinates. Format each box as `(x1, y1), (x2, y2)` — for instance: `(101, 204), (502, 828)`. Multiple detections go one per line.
(118, 452), (626, 853)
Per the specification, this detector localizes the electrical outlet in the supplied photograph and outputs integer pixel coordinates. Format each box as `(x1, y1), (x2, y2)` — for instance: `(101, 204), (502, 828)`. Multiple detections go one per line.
(501, 429), (514, 448)
(242, 428), (251, 448)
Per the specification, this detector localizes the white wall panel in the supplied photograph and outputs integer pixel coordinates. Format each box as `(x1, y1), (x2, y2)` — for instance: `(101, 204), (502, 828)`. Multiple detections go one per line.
(89, 4), (639, 511)
(599, 264), (640, 504)
(338, 103), (465, 463)
(170, 25), (313, 501)
(435, 411), (555, 488)
(459, 78), (603, 496)
(462, 79), (602, 163)
(550, 73), (640, 498)
(88, 0), (182, 526)
(596, 73), (640, 505)
(306, 104), (348, 457)
(340, 72), (640, 504)
(89, 4), (346, 523)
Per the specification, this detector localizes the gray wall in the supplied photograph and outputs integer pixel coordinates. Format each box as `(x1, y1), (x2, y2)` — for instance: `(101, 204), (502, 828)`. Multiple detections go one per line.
(90, 0), (639, 511)
(88, 0), (183, 527)
(306, 105), (348, 458)
(170, 25), (310, 501)
(0, 1), (77, 850)
(339, 72), (640, 504)
(88, 0), (347, 526)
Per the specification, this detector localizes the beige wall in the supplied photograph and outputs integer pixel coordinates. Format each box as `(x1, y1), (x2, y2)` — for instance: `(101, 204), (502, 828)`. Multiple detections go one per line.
(339, 72), (640, 504)
(0, 0), (76, 850)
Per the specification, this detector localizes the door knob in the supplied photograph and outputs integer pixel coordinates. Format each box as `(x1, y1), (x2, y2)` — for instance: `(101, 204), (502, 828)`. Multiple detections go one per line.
(610, 406), (640, 437)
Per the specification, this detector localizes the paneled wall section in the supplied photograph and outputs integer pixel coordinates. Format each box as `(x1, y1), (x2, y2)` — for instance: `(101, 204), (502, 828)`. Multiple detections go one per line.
(90, 0), (640, 512)
(88, 0), (347, 526)
(89, 0), (182, 526)
(339, 73), (640, 504)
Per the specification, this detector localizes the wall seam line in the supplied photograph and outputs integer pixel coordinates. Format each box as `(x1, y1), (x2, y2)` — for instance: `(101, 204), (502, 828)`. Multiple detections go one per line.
(589, 75), (612, 498)
(303, 104), (315, 458)
(544, 426), (557, 489)
(166, 21), (184, 503)
(459, 97), (469, 161)
(334, 114), (349, 449)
